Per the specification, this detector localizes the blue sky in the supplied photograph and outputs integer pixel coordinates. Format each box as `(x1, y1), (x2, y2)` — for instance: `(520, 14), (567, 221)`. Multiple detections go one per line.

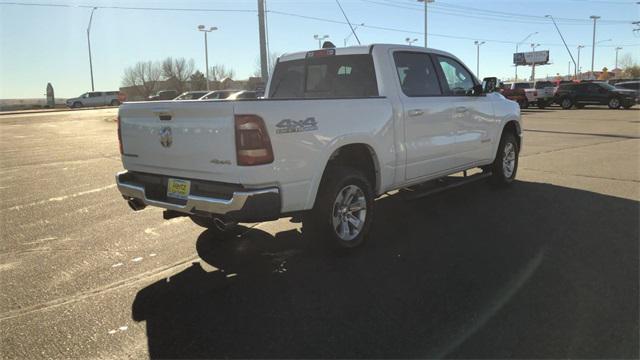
(1, 0), (638, 98)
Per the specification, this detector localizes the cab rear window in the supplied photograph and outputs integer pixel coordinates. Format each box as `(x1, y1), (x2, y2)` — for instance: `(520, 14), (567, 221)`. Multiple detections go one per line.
(269, 54), (378, 99)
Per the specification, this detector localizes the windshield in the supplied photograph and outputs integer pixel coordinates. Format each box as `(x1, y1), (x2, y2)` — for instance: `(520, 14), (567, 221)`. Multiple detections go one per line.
(514, 83), (531, 89)
(269, 54), (378, 99)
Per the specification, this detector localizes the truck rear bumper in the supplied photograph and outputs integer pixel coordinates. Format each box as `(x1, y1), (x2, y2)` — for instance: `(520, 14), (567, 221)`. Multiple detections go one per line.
(116, 171), (281, 222)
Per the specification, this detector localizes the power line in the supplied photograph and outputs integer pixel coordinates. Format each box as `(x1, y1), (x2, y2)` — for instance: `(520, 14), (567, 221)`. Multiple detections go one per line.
(380, 0), (635, 25)
(2, 1), (638, 48)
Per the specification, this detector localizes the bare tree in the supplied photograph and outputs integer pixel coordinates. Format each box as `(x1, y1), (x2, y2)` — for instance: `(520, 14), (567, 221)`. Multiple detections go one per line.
(253, 51), (282, 78)
(162, 57), (195, 93)
(209, 64), (236, 81)
(121, 61), (162, 99)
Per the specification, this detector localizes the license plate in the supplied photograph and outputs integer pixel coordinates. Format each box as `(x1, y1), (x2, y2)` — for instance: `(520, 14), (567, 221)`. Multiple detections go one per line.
(167, 178), (190, 200)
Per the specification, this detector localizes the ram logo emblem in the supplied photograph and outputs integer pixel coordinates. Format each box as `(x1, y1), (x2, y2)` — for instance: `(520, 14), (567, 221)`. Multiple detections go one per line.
(275, 117), (318, 134)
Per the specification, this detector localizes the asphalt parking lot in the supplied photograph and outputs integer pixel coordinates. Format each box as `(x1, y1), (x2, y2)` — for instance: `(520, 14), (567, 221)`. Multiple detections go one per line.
(0, 106), (638, 359)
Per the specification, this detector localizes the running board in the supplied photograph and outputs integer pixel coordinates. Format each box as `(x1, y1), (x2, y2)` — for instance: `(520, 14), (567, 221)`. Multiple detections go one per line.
(399, 171), (492, 201)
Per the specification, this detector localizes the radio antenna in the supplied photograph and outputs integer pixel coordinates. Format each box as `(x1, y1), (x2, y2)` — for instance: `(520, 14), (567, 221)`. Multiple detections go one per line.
(335, 0), (361, 45)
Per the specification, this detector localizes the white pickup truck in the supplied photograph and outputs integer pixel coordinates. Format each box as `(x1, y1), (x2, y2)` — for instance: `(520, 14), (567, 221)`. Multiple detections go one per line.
(116, 44), (522, 249)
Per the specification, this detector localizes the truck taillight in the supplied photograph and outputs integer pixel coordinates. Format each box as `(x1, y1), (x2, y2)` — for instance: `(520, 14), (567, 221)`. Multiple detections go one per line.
(533, 91), (538, 97)
(117, 115), (123, 155)
(235, 115), (273, 166)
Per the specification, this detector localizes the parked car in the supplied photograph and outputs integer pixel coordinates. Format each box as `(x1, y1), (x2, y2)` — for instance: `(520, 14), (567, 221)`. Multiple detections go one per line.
(148, 90), (178, 101)
(554, 82), (638, 109)
(533, 81), (556, 107)
(173, 91), (209, 100)
(66, 91), (124, 108)
(614, 81), (640, 97)
(496, 82), (528, 109)
(502, 82), (546, 109)
(116, 44), (522, 249)
(226, 90), (258, 100)
(200, 89), (240, 100)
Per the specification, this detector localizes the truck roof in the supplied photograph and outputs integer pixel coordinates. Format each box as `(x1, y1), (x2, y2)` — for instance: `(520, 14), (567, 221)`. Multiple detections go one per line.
(278, 43), (458, 62)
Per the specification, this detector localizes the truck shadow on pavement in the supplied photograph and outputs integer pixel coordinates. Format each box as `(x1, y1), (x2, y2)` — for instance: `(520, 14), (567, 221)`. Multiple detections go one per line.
(131, 181), (639, 359)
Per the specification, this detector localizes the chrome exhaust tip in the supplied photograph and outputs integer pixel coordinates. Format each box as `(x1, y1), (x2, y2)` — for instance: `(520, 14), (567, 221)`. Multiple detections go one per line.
(127, 198), (147, 211)
(213, 216), (234, 231)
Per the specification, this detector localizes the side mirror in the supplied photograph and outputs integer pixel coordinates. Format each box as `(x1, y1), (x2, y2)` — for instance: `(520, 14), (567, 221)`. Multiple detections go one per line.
(482, 77), (498, 93)
(472, 84), (484, 96)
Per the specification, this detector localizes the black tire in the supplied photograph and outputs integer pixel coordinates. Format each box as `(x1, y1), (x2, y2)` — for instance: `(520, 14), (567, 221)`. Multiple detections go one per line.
(537, 100), (547, 109)
(72, 101), (82, 108)
(304, 166), (374, 250)
(190, 215), (242, 239)
(110, 99), (121, 106)
(560, 97), (573, 110)
(608, 97), (621, 109)
(623, 104), (633, 110)
(489, 131), (519, 187)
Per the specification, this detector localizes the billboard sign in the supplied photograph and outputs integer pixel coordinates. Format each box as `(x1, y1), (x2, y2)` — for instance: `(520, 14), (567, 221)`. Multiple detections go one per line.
(513, 50), (550, 65)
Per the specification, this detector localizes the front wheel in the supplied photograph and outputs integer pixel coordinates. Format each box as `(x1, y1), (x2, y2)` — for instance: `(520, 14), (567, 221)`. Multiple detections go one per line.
(110, 99), (121, 106)
(519, 98), (529, 109)
(608, 97), (621, 109)
(304, 166), (374, 249)
(537, 100), (547, 109)
(489, 132), (519, 187)
(560, 97), (573, 109)
(72, 102), (82, 108)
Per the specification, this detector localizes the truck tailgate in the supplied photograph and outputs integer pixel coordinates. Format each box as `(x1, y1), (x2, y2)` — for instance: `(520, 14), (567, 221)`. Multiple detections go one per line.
(118, 100), (238, 182)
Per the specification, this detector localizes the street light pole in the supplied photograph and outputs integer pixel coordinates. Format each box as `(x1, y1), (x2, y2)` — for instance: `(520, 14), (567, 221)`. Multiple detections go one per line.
(344, 23), (364, 46)
(474, 40), (485, 78)
(405, 37), (418, 46)
(530, 43), (540, 81)
(417, 0), (434, 48)
(615, 46), (623, 69)
(314, 34), (329, 48)
(577, 45), (585, 79)
(515, 32), (537, 81)
(590, 15), (600, 76)
(86, 7), (97, 92)
(198, 25), (218, 91)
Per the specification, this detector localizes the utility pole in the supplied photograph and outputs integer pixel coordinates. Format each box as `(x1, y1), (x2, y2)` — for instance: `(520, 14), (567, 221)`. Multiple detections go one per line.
(590, 15), (600, 76)
(86, 7), (97, 92)
(515, 32), (537, 81)
(615, 46), (623, 70)
(474, 41), (485, 78)
(197, 25), (217, 91)
(577, 45), (585, 79)
(417, 0), (434, 48)
(258, 0), (268, 81)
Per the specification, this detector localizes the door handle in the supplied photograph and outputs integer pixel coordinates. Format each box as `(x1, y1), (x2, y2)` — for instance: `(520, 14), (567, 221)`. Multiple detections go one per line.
(455, 106), (468, 113)
(408, 109), (424, 117)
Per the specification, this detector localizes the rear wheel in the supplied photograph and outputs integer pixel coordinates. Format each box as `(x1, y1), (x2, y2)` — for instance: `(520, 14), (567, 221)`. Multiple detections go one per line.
(110, 99), (121, 106)
(519, 98), (529, 109)
(490, 131), (519, 187)
(537, 100), (547, 109)
(304, 166), (374, 250)
(560, 97), (573, 110)
(608, 97), (621, 109)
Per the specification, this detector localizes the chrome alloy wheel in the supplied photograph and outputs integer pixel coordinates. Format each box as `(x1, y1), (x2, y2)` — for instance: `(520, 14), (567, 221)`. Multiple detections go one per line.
(609, 97), (620, 109)
(503, 142), (516, 178)
(331, 184), (367, 241)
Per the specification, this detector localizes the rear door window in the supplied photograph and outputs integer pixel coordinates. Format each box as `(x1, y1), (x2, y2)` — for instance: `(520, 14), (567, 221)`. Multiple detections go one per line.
(270, 54), (378, 99)
(393, 52), (442, 96)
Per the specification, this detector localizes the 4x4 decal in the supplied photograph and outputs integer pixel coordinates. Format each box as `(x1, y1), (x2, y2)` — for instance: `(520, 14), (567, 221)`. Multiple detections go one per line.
(275, 117), (318, 134)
